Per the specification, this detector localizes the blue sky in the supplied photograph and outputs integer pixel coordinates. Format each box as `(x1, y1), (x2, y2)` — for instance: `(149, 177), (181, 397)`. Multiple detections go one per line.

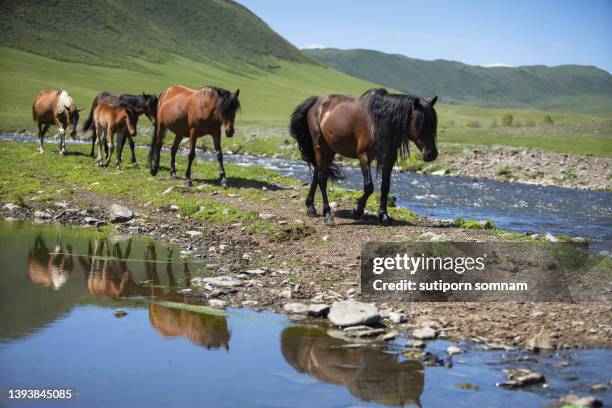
(236, 0), (612, 73)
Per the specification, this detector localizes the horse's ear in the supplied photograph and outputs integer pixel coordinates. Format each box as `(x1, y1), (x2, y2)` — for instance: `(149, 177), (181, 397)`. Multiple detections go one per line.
(234, 89), (240, 98)
(412, 97), (420, 111)
(429, 96), (438, 106)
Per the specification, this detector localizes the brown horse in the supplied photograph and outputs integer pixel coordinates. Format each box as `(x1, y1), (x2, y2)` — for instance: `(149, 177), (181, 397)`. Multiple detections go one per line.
(27, 234), (74, 290)
(290, 88), (438, 226)
(148, 85), (240, 187)
(32, 90), (81, 154)
(92, 102), (139, 168)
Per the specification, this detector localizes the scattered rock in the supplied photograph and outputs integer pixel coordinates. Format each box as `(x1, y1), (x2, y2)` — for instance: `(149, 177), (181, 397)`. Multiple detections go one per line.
(545, 232), (559, 242)
(201, 276), (243, 288)
(343, 325), (386, 338)
(84, 217), (99, 225)
(526, 330), (553, 351)
(587, 384), (607, 392)
(278, 288), (292, 299)
(405, 340), (426, 349)
(558, 395), (603, 408)
(431, 169), (448, 176)
(498, 369), (546, 388)
(258, 212), (276, 220)
(169, 204), (180, 211)
(388, 311), (407, 324)
(446, 345), (462, 356)
(3, 203), (18, 211)
(307, 304), (330, 318)
(284, 303), (308, 314)
(34, 210), (52, 219)
(186, 230), (203, 237)
(208, 299), (227, 308)
(419, 231), (445, 241)
(328, 300), (380, 327)
(244, 268), (266, 276)
(114, 309), (127, 318)
(109, 204), (134, 223)
(412, 327), (437, 340)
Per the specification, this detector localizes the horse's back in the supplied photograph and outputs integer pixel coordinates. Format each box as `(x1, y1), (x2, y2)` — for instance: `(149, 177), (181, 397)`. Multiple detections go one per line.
(33, 89), (59, 122)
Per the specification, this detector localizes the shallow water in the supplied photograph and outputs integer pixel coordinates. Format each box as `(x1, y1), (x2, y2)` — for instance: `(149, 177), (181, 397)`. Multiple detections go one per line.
(1, 222), (611, 407)
(1, 134), (610, 252)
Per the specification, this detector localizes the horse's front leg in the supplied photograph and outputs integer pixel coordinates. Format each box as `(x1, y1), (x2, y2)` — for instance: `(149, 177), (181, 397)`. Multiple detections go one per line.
(212, 130), (227, 187)
(55, 117), (67, 155)
(352, 152), (374, 220)
(116, 129), (126, 169)
(169, 133), (182, 178)
(378, 164), (394, 225)
(184, 129), (197, 187)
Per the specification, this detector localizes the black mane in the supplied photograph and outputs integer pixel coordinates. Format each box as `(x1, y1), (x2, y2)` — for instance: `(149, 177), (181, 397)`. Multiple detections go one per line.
(204, 86), (241, 118)
(364, 88), (416, 171)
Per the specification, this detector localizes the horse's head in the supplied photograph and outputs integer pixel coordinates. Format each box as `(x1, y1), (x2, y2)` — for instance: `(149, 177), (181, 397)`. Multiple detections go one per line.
(409, 96), (438, 162)
(221, 89), (240, 137)
(142, 93), (158, 125)
(65, 105), (82, 137)
(121, 103), (139, 137)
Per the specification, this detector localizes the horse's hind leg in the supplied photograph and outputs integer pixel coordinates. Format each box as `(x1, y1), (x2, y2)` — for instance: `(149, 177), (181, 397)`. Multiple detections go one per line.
(315, 143), (335, 227)
(37, 123), (48, 153)
(116, 129), (127, 169)
(95, 125), (105, 166)
(128, 134), (136, 165)
(351, 152), (374, 220)
(305, 172), (318, 216)
(104, 127), (114, 167)
(169, 133), (182, 178)
(212, 130), (227, 187)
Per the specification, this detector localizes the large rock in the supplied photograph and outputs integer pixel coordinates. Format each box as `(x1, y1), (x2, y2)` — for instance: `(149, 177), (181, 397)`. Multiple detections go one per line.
(109, 204), (134, 223)
(328, 300), (380, 327)
(201, 276), (243, 288)
(34, 210), (52, 219)
(284, 303), (308, 314)
(307, 304), (330, 318)
(412, 327), (437, 340)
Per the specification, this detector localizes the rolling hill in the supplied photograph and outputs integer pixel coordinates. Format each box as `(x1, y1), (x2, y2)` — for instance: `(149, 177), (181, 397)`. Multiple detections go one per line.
(303, 48), (612, 113)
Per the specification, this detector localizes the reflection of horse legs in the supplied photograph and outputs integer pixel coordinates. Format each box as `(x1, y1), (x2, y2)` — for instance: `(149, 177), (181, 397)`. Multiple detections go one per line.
(378, 163), (394, 224)
(305, 172), (318, 217)
(212, 130), (227, 187)
(185, 129), (197, 187)
(352, 152), (374, 220)
(169, 132), (182, 178)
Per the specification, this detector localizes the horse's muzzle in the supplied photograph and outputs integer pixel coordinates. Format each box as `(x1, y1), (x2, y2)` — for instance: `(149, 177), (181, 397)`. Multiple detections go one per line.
(423, 150), (438, 162)
(225, 129), (235, 138)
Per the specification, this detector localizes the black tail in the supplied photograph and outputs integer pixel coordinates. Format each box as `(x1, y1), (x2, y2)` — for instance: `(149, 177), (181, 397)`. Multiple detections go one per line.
(81, 95), (99, 133)
(289, 96), (343, 181)
(31, 103), (36, 122)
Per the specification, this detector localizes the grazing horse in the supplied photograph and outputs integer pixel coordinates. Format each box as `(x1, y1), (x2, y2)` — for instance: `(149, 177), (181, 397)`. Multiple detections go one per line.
(149, 85), (240, 187)
(32, 90), (81, 154)
(82, 92), (158, 165)
(289, 88), (438, 226)
(92, 102), (139, 168)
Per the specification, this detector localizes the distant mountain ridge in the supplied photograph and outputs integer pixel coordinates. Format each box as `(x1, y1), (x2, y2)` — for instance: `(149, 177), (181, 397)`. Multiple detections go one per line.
(303, 48), (612, 113)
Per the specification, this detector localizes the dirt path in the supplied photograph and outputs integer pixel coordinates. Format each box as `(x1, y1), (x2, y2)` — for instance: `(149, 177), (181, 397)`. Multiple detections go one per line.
(2, 175), (611, 350)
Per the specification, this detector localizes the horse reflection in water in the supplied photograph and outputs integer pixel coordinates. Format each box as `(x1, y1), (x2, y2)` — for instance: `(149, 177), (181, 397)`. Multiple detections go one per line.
(281, 326), (424, 407)
(82, 238), (230, 350)
(27, 234), (74, 290)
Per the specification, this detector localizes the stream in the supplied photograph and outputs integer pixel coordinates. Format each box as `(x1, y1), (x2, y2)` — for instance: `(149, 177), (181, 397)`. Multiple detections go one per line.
(1, 222), (611, 407)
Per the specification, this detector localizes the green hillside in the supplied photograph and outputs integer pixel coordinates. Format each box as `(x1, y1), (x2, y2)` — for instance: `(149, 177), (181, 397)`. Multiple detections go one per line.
(303, 48), (612, 113)
(0, 0), (310, 70)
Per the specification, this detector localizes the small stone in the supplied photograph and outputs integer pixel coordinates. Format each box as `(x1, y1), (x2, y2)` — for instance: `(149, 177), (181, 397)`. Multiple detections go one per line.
(558, 395), (603, 407)
(279, 288), (292, 299)
(84, 217), (98, 225)
(388, 311), (407, 324)
(328, 300), (380, 327)
(447, 345), (462, 356)
(186, 230), (203, 237)
(114, 309), (127, 318)
(109, 204), (134, 223)
(34, 210), (52, 219)
(201, 276), (242, 288)
(307, 304), (330, 317)
(169, 205), (180, 211)
(161, 186), (175, 195)
(406, 340), (426, 349)
(498, 369), (546, 388)
(244, 268), (266, 276)
(545, 232), (559, 242)
(3, 203), (18, 211)
(54, 202), (68, 208)
(284, 303), (308, 314)
(527, 330), (553, 351)
(208, 299), (227, 308)
(412, 327), (437, 340)
(258, 212), (276, 220)
(431, 169), (448, 176)
(587, 384), (607, 392)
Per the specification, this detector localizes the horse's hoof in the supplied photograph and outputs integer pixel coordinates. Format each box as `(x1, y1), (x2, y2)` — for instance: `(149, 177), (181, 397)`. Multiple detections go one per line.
(306, 206), (317, 217)
(59, 150), (65, 156)
(379, 213), (394, 225)
(185, 179), (193, 187)
(324, 214), (336, 227)
(351, 206), (364, 220)
(220, 178), (228, 188)
(170, 173), (178, 179)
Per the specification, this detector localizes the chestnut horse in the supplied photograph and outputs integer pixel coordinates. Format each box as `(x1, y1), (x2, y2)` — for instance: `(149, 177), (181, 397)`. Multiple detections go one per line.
(82, 92), (158, 165)
(148, 85), (240, 187)
(290, 88), (438, 226)
(92, 103), (139, 168)
(32, 90), (81, 154)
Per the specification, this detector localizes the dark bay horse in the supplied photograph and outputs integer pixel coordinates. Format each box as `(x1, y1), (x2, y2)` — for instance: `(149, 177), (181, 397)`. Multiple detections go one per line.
(82, 92), (158, 165)
(92, 103), (139, 168)
(32, 90), (81, 154)
(290, 88), (438, 226)
(149, 85), (240, 187)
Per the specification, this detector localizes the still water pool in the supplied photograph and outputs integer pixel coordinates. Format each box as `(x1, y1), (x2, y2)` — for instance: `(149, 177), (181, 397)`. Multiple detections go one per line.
(1, 222), (610, 407)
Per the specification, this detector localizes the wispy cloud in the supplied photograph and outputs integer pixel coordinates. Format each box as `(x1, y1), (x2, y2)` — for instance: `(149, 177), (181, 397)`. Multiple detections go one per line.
(482, 62), (512, 68)
(302, 43), (327, 49)
(553, 41), (575, 49)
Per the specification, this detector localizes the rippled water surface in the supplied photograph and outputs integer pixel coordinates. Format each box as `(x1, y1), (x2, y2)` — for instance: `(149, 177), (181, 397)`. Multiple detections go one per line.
(1, 222), (611, 408)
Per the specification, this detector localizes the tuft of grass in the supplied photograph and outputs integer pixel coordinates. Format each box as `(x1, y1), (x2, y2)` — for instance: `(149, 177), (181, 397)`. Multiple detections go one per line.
(496, 166), (512, 177)
(454, 217), (495, 230)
